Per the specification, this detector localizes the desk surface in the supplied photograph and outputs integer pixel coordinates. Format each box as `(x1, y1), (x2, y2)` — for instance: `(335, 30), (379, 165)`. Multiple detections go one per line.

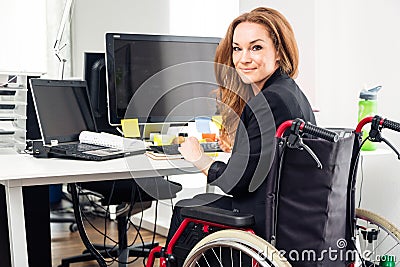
(0, 153), (198, 187)
(0, 151), (198, 267)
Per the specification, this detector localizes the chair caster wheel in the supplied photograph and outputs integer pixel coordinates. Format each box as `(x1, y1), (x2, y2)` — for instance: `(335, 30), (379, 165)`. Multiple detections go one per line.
(69, 223), (78, 232)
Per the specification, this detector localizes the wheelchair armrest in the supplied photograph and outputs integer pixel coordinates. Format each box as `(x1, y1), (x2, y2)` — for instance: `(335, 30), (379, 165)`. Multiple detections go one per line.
(181, 206), (255, 228)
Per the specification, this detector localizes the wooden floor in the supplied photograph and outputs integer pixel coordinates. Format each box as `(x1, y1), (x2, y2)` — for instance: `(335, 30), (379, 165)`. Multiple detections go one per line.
(51, 214), (166, 267)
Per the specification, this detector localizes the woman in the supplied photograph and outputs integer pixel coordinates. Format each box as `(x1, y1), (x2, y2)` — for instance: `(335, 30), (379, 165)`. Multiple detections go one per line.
(167, 7), (316, 241)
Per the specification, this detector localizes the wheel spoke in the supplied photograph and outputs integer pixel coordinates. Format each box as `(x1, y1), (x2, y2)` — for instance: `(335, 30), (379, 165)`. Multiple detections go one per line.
(355, 209), (400, 267)
(183, 229), (289, 267)
(200, 252), (211, 267)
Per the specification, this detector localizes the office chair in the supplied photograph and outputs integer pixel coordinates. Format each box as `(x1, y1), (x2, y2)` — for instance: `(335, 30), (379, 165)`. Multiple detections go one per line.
(50, 209), (78, 233)
(48, 184), (78, 232)
(50, 186), (109, 233)
(59, 177), (182, 267)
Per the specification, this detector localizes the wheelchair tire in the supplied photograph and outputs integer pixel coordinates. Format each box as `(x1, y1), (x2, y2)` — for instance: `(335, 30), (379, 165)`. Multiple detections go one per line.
(354, 208), (400, 266)
(183, 229), (291, 267)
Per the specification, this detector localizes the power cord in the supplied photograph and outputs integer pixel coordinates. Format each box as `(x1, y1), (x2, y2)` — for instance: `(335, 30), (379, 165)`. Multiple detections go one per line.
(70, 183), (107, 267)
(75, 183), (126, 266)
(73, 178), (166, 266)
(100, 179), (147, 265)
(120, 182), (145, 265)
(116, 127), (124, 136)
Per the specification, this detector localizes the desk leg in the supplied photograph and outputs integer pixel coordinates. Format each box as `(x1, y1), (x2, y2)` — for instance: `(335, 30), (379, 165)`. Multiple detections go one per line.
(5, 185), (29, 267)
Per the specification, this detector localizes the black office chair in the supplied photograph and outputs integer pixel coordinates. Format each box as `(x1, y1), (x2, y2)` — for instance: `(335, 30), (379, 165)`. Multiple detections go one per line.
(59, 177), (182, 267)
(50, 207), (78, 233)
(49, 186), (107, 233)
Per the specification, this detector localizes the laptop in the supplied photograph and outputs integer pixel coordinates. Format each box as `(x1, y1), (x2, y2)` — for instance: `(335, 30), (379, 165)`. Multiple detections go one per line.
(30, 79), (146, 161)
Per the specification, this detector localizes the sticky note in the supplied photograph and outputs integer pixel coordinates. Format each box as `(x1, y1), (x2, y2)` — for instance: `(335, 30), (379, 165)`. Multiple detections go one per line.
(211, 115), (223, 130)
(153, 134), (175, 146)
(195, 117), (211, 133)
(121, 118), (140, 138)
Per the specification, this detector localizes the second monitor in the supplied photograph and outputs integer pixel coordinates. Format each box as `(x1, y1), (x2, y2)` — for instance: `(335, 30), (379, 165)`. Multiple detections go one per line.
(105, 33), (221, 126)
(84, 52), (119, 135)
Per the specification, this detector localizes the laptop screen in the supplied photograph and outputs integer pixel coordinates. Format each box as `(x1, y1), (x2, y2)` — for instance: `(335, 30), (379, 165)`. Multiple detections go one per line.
(30, 79), (97, 144)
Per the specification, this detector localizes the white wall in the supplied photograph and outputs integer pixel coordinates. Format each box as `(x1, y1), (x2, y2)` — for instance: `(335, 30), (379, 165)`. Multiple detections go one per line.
(315, 0), (400, 226)
(0, 0), (47, 73)
(315, 0), (400, 129)
(71, 0), (171, 78)
(239, 0), (317, 107)
(169, 0), (239, 37)
(71, 0), (240, 78)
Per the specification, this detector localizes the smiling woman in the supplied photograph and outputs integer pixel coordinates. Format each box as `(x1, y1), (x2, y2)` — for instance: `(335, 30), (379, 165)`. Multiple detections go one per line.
(0, 0), (46, 73)
(167, 7), (316, 254)
(232, 22), (281, 94)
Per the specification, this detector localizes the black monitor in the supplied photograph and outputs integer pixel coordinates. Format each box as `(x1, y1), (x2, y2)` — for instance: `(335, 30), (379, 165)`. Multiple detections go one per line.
(26, 75), (42, 141)
(105, 33), (221, 126)
(83, 52), (118, 134)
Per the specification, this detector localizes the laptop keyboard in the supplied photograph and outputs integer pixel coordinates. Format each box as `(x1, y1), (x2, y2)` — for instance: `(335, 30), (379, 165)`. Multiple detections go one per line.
(56, 143), (104, 152)
(149, 142), (222, 155)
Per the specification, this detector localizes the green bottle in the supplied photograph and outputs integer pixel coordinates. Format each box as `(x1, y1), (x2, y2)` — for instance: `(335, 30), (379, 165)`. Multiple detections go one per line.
(358, 86), (382, 151)
(379, 255), (396, 267)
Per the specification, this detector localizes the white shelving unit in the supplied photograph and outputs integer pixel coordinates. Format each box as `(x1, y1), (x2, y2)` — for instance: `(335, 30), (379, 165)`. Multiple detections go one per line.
(0, 72), (39, 153)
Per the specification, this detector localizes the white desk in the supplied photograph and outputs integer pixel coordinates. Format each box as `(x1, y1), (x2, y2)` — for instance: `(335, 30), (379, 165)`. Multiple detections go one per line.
(0, 152), (198, 267)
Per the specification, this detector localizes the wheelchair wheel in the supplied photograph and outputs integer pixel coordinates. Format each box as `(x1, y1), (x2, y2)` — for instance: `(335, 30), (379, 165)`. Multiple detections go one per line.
(183, 229), (291, 267)
(354, 208), (400, 266)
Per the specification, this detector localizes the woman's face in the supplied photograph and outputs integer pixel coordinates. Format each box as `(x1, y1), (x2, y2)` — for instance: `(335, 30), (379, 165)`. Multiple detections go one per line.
(232, 22), (280, 90)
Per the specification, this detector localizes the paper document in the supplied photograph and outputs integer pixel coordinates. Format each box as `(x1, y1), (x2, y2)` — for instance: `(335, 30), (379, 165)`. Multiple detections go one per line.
(195, 117), (211, 133)
(79, 131), (146, 151)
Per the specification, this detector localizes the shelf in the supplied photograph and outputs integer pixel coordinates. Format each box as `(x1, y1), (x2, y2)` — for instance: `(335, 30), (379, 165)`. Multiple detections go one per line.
(360, 148), (392, 156)
(0, 73), (29, 153)
(0, 71), (43, 76)
(0, 114), (26, 120)
(0, 101), (27, 106)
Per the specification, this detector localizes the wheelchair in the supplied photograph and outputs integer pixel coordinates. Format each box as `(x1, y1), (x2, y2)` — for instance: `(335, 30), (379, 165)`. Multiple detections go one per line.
(146, 119), (356, 267)
(144, 115), (400, 267)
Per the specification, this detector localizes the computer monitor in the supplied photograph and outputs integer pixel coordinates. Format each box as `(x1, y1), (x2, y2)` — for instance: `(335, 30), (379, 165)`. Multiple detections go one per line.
(26, 75), (42, 141)
(105, 33), (221, 126)
(83, 52), (118, 135)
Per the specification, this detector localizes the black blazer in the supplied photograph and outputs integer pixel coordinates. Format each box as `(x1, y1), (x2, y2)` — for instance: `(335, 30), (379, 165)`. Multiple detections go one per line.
(207, 69), (316, 238)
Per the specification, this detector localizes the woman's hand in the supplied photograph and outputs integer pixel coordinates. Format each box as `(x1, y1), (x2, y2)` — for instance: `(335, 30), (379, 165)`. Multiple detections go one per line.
(178, 137), (214, 175)
(217, 136), (232, 153)
(178, 137), (204, 163)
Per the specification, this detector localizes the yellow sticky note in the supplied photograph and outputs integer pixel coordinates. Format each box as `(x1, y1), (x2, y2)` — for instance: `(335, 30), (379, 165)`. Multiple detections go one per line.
(153, 134), (175, 146)
(121, 118), (140, 138)
(211, 115), (223, 130)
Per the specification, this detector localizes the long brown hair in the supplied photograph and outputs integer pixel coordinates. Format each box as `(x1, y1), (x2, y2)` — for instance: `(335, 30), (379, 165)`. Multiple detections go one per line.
(215, 7), (299, 144)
